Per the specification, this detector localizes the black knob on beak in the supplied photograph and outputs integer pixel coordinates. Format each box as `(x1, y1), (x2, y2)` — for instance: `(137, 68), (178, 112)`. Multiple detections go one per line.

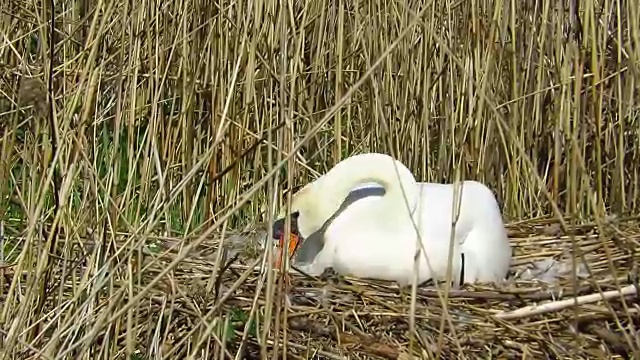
(272, 211), (300, 239)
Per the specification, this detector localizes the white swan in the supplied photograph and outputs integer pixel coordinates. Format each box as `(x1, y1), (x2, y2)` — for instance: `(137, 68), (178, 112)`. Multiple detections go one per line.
(278, 153), (512, 287)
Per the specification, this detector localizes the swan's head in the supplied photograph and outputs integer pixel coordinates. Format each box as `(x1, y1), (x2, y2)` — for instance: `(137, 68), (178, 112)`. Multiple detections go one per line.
(270, 180), (337, 266)
(271, 181), (330, 240)
(271, 210), (302, 268)
(288, 181), (334, 236)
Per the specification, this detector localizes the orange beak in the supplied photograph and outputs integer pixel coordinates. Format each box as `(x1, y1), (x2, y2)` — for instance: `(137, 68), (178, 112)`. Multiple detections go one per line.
(275, 233), (301, 269)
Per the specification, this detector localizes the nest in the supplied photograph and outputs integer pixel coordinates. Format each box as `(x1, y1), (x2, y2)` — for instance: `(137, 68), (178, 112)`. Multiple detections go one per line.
(2, 218), (639, 359)
(129, 218), (639, 359)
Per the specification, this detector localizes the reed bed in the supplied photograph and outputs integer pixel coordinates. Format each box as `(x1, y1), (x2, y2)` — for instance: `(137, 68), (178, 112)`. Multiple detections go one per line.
(0, 0), (639, 358)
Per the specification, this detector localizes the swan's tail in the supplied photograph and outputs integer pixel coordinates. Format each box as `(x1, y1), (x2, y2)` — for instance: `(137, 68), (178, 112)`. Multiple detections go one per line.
(462, 228), (512, 284)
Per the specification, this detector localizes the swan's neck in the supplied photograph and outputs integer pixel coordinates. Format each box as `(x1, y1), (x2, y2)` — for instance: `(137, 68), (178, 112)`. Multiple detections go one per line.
(296, 154), (419, 236)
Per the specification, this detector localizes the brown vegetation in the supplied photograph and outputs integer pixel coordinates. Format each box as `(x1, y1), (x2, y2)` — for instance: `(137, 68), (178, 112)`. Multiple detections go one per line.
(0, 0), (638, 358)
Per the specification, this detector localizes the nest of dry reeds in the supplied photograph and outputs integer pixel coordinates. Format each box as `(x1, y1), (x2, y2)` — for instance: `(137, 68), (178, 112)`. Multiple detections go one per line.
(8, 218), (626, 359)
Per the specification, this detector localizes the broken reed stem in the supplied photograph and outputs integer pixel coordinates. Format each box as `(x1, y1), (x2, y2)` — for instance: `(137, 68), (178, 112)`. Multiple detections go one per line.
(495, 285), (638, 320)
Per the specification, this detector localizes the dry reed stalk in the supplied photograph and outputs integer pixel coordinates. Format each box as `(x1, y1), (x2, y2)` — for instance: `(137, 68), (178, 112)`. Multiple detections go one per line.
(495, 284), (639, 320)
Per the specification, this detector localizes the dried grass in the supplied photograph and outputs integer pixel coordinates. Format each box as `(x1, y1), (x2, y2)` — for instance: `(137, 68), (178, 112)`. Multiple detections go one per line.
(1, 0), (639, 358)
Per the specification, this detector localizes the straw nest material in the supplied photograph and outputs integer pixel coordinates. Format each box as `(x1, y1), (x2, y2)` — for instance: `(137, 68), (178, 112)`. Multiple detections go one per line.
(2, 218), (639, 359)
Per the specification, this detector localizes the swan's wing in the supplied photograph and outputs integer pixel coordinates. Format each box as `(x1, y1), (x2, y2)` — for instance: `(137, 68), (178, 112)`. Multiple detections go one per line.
(293, 185), (386, 264)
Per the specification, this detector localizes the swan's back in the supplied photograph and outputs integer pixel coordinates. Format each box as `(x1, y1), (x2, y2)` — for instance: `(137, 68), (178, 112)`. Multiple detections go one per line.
(414, 180), (510, 283)
(307, 177), (510, 285)
(415, 181), (505, 235)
